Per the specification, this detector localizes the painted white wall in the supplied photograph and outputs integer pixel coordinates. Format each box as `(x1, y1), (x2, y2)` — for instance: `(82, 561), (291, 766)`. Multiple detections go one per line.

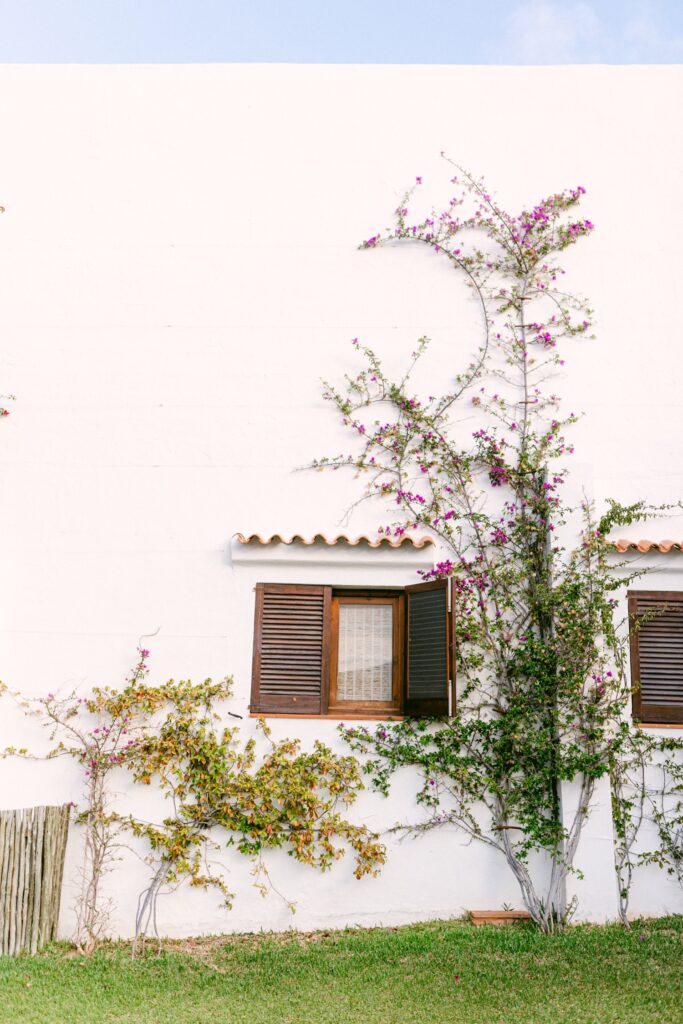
(0, 64), (682, 938)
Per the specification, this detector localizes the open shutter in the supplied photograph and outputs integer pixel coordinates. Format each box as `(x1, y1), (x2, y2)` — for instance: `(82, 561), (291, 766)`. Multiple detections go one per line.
(450, 577), (457, 715)
(251, 584), (331, 714)
(629, 590), (683, 725)
(405, 580), (450, 717)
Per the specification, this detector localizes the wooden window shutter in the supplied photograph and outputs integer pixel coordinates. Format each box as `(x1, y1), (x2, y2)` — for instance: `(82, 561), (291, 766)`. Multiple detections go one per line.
(629, 590), (683, 725)
(404, 580), (450, 716)
(251, 584), (331, 714)
(450, 577), (457, 714)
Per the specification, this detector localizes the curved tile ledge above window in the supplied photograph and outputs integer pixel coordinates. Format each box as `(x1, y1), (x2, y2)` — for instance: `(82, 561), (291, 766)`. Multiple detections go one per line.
(229, 531), (436, 567)
(613, 539), (683, 554)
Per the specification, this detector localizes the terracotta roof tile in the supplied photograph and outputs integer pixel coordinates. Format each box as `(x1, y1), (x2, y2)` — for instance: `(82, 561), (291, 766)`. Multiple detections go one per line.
(237, 534), (680, 554)
(613, 539), (683, 554)
(233, 532), (435, 550)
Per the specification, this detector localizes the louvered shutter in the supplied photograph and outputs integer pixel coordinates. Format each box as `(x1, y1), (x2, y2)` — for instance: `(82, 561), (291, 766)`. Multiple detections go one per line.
(450, 577), (457, 713)
(405, 580), (450, 716)
(629, 591), (683, 725)
(250, 584), (331, 714)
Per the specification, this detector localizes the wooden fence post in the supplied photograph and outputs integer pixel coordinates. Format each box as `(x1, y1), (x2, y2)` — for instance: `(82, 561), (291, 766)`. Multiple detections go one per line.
(0, 805), (70, 955)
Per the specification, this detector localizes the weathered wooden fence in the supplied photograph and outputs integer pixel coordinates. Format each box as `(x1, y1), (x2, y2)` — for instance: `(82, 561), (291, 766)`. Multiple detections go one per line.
(0, 805), (70, 955)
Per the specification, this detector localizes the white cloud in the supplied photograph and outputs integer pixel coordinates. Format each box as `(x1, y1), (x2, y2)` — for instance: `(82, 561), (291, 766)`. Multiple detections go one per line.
(489, 1), (683, 63)
(622, 7), (683, 62)
(496, 2), (602, 63)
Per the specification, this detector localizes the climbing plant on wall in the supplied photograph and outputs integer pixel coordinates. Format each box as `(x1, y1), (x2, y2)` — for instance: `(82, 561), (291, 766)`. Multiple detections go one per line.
(1, 650), (384, 952)
(315, 160), (681, 931)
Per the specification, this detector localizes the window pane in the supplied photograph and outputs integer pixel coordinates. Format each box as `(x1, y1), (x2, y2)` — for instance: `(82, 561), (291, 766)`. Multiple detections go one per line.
(337, 604), (393, 702)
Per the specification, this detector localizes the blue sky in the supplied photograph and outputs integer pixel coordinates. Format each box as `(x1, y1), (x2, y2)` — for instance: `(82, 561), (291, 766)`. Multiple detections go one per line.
(0, 0), (680, 63)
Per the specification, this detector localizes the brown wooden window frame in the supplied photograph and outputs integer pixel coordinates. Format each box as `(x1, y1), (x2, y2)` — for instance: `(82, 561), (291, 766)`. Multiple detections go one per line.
(250, 580), (456, 719)
(629, 589), (683, 726)
(328, 593), (404, 716)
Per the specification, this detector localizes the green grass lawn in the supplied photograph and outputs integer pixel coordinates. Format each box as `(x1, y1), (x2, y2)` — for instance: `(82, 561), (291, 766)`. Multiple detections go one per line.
(1, 917), (682, 1024)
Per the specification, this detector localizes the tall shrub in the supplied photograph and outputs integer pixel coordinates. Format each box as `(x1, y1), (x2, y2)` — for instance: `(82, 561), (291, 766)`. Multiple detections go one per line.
(316, 163), (660, 929)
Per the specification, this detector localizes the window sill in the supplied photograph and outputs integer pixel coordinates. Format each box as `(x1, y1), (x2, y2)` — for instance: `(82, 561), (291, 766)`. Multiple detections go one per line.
(635, 722), (683, 730)
(250, 713), (405, 721)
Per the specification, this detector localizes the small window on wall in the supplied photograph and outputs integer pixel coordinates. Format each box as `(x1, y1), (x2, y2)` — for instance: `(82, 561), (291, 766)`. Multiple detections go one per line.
(250, 581), (454, 718)
(629, 590), (683, 725)
(330, 595), (402, 714)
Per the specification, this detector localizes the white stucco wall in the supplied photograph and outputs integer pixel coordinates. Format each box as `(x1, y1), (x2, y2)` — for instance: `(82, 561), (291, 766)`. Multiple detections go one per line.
(1, 64), (682, 938)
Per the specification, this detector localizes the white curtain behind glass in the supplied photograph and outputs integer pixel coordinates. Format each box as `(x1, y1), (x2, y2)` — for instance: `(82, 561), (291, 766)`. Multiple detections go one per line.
(337, 604), (393, 702)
